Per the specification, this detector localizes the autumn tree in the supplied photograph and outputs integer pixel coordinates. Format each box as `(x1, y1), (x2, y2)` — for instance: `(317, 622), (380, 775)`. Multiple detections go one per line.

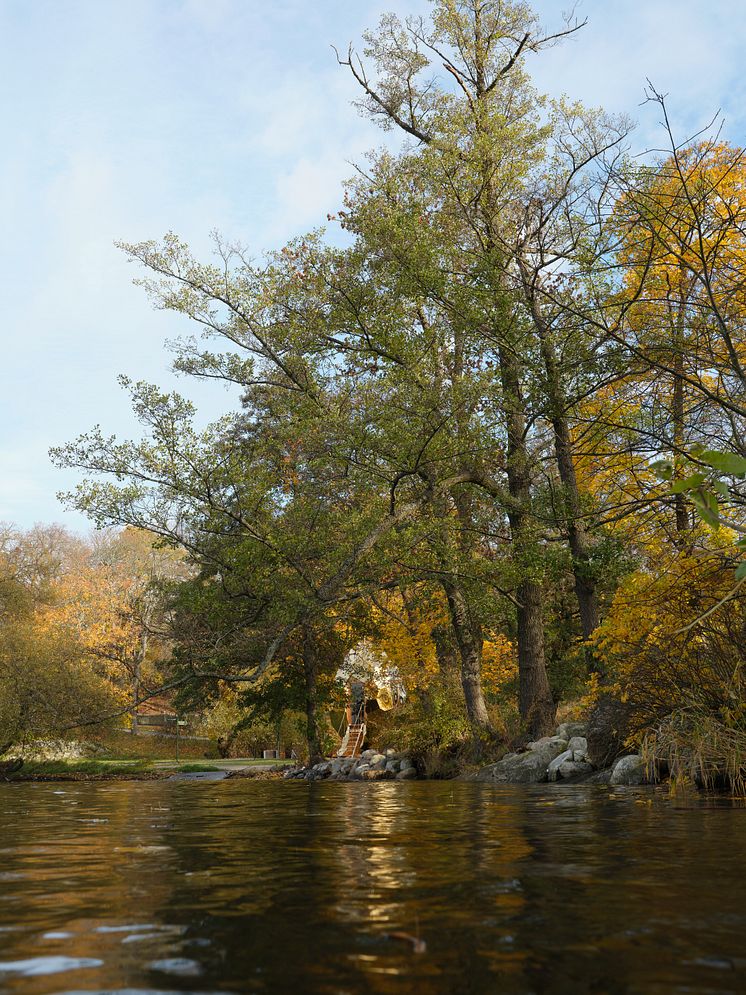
(332, 0), (636, 729)
(0, 525), (118, 754)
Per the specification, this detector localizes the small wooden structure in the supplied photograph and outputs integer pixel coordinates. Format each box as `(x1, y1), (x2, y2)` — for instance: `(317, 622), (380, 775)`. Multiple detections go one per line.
(335, 641), (405, 758)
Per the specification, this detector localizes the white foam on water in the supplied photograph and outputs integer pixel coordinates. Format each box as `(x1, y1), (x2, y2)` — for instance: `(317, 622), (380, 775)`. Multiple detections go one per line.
(0, 956), (103, 976)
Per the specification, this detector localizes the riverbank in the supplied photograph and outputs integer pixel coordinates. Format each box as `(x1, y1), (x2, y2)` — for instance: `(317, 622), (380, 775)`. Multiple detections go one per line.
(1, 759), (290, 782)
(272, 721), (651, 787)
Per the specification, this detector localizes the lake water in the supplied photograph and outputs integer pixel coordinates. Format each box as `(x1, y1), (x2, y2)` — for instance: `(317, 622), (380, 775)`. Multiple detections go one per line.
(0, 781), (744, 994)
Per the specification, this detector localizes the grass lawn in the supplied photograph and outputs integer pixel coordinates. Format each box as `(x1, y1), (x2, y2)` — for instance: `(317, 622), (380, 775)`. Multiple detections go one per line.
(4, 757), (297, 780)
(7, 759), (154, 778)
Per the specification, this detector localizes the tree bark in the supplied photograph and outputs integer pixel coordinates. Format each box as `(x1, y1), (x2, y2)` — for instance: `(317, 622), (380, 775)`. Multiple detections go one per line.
(302, 625), (324, 766)
(520, 260), (601, 644)
(441, 577), (492, 731)
(672, 359), (690, 535)
(517, 579), (555, 737)
(499, 343), (557, 737)
(672, 282), (690, 537)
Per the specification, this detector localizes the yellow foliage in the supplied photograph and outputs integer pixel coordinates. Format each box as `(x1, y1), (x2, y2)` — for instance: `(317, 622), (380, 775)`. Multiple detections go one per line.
(374, 610), (441, 690)
(481, 634), (518, 695)
(593, 531), (745, 733)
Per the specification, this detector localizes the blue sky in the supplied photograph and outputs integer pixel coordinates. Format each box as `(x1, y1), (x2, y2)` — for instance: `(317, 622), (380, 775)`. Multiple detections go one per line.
(2, 0), (745, 529)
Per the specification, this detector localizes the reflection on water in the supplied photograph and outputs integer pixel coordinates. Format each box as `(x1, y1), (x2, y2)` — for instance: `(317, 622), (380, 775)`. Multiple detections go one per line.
(0, 781), (744, 994)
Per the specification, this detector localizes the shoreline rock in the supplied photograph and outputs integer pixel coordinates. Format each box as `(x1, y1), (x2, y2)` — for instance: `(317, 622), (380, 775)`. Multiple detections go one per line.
(282, 749), (419, 782)
(469, 721), (652, 788)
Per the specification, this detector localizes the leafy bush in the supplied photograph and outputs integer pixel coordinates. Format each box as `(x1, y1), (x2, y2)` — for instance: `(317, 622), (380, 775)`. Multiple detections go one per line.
(595, 540), (746, 789)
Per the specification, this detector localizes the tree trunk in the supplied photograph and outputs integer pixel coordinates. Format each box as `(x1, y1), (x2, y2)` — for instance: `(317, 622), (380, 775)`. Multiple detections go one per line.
(672, 304), (690, 536)
(517, 579), (555, 737)
(441, 578), (492, 731)
(520, 259), (601, 644)
(548, 410), (600, 640)
(499, 342), (557, 736)
(302, 626), (324, 766)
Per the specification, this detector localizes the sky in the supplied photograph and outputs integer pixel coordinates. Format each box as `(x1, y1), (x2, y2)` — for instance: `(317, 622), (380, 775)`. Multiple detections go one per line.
(2, 0), (745, 530)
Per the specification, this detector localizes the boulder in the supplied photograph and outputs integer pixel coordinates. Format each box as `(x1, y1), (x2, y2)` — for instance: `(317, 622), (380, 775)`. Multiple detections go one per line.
(557, 722), (587, 742)
(475, 740), (569, 783)
(558, 760), (594, 779)
(361, 768), (391, 780)
(368, 754), (387, 770)
(547, 749), (573, 782)
(352, 763), (371, 778)
(396, 767), (417, 780)
(360, 749), (376, 761)
(567, 736), (589, 761)
(527, 736), (568, 753)
(610, 754), (645, 786)
(585, 693), (633, 769)
(385, 760), (400, 774)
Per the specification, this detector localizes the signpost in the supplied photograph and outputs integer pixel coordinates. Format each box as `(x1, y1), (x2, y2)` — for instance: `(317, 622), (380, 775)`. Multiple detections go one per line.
(133, 713), (188, 761)
(175, 717), (187, 761)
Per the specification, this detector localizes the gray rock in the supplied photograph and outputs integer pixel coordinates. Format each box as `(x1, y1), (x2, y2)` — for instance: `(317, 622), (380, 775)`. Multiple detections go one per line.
(360, 749), (376, 761)
(527, 735), (568, 753)
(399, 758), (415, 771)
(352, 763), (371, 778)
(476, 740), (569, 783)
(369, 754), (387, 769)
(361, 768), (390, 780)
(558, 760), (594, 779)
(586, 694), (633, 769)
(610, 754), (645, 785)
(567, 735), (587, 754)
(547, 749), (573, 782)
(385, 748), (397, 758)
(385, 760), (400, 774)
(557, 722), (587, 741)
(396, 767), (417, 780)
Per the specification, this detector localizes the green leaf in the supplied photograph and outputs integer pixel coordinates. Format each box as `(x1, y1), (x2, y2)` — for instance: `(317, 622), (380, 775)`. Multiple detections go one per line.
(651, 460), (673, 480)
(699, 450), (746, 477)
(670, 473), (706, 494)
(735, 561), (746, 581)
(691, 490), (720, 528)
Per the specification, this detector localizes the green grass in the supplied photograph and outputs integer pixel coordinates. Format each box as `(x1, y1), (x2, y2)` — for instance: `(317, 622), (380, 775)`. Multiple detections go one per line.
(4, 756), (295, 780)
(8, 759), (154, 778)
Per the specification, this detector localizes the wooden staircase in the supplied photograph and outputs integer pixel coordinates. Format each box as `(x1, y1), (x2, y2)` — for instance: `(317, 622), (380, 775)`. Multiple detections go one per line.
(337, 722), (366, 758)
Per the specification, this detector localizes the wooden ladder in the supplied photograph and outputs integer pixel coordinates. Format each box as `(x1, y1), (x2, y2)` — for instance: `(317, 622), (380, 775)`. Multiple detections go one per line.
(337, 722), (366, 758)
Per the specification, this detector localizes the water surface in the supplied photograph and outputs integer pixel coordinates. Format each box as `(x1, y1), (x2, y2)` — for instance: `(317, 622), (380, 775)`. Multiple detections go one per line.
(0, 781), (744, 993)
